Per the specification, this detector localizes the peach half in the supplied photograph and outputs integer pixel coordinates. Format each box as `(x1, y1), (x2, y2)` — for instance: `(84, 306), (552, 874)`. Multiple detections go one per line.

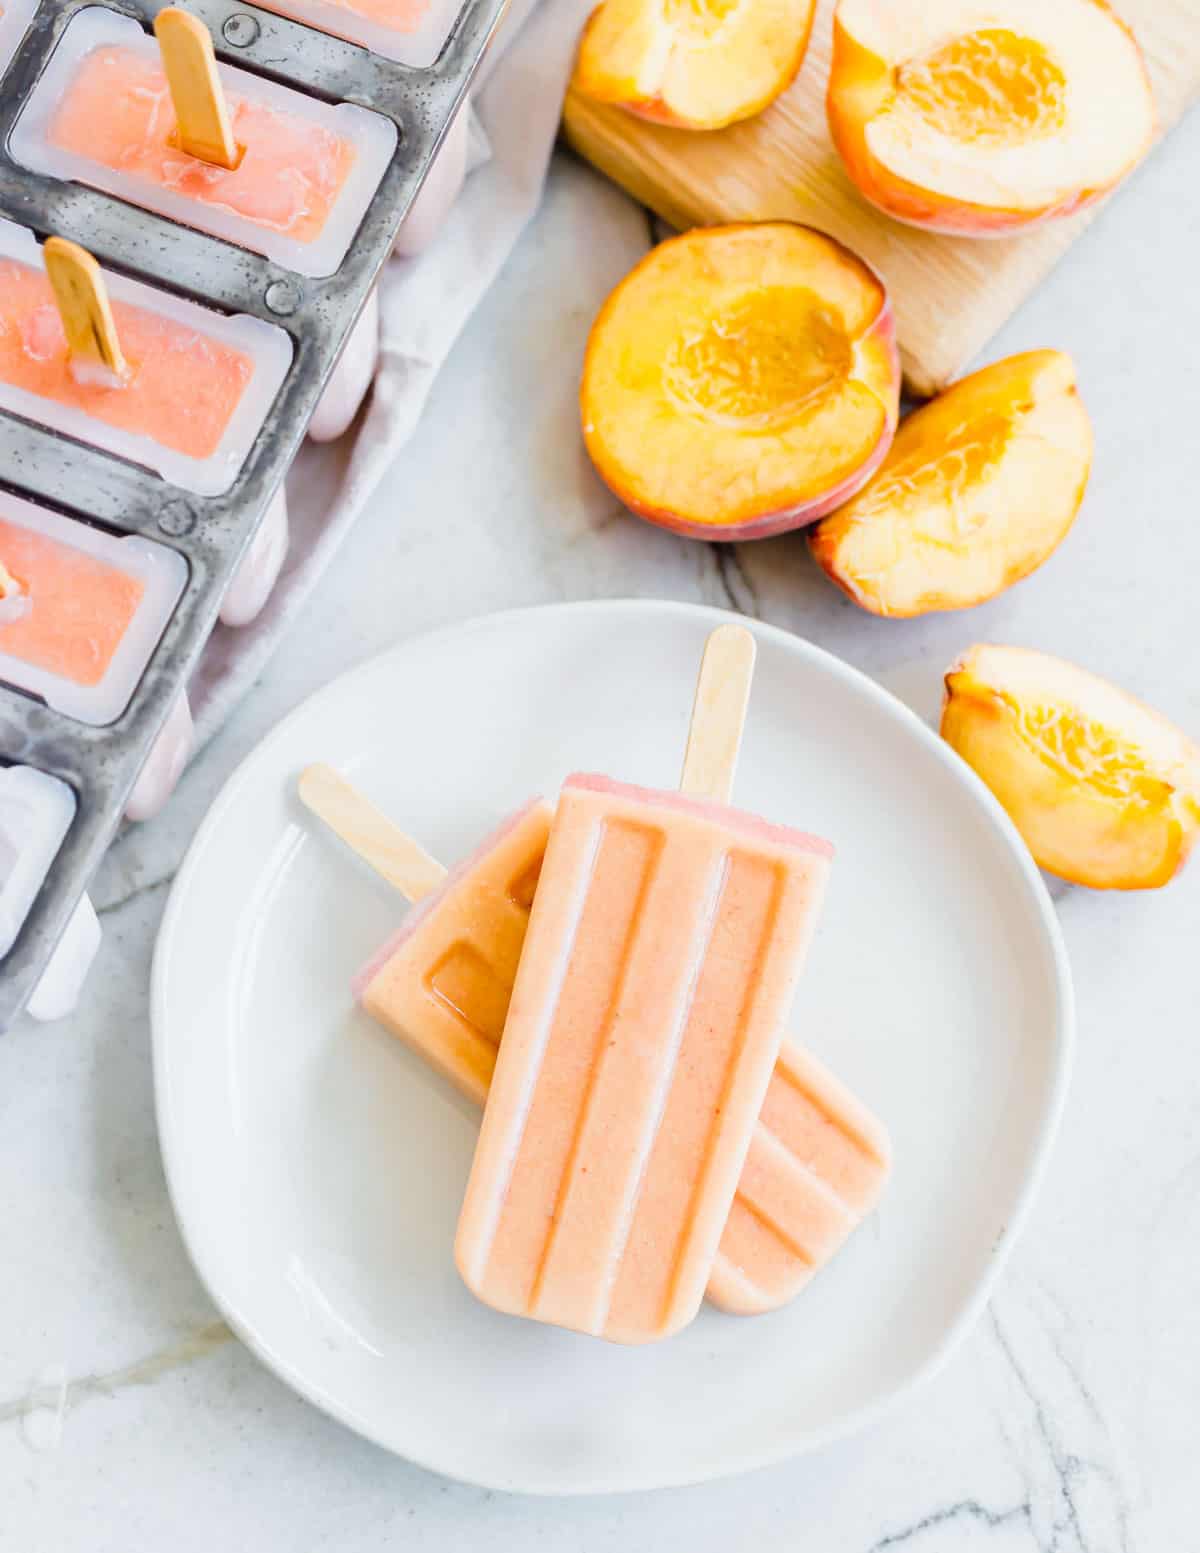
(581, 223), (899, 542)
(573, 0), (815, 131)
(809, 351), (1091, 617)
(827, 0), (1156, 236)
(943, 646), (1200, 890)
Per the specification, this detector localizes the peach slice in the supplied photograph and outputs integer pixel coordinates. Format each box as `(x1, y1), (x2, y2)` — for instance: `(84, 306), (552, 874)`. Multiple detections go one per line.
(573, 0), (816, 132)
(827, 0), (1156, 236)
(581, 223), (899, 541)
(942, 646), (1200, 890)
(809, 351), (1091, 617)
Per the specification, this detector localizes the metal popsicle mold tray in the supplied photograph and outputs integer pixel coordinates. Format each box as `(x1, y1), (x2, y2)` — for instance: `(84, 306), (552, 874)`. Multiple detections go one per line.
(0, 0), (508, 1026)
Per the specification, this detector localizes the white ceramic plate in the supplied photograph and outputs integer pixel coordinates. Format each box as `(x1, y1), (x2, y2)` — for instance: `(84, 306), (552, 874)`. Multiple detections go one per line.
(153, 601), (1073, 1494)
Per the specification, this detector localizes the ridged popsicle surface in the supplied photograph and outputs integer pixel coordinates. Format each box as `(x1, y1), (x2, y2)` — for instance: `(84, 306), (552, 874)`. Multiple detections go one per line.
(455, 775), (833, 1344)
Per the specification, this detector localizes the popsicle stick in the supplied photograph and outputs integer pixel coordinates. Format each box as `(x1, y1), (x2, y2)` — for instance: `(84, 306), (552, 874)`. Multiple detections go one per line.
(679, 624), (757, 803)
(154, 8), (242, 170)
(298, 764), (447, 904)
(42, 237), (129, 388)
(0, 559), (26, 624)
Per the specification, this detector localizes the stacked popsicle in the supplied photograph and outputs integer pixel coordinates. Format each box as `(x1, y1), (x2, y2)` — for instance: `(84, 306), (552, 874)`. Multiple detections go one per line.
(0, 0), (479, 1018)
(303, 626), (891, 1341)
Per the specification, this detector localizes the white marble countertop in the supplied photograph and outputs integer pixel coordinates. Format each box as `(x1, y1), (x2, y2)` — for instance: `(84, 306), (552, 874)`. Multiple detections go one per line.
(4, 115), (1200, 1548)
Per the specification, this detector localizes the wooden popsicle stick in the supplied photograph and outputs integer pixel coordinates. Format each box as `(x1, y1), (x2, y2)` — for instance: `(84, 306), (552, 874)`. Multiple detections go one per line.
(679, 623), (757, 803)
(298, 763), (448, 904)
(42, 237), (130, 387)
(154, 8), (242, 170)
(0, 559), (26, 623)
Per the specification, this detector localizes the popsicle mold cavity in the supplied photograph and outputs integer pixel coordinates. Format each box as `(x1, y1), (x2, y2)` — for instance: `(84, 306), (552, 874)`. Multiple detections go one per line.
(455, 774), (833, 1343)
(0, 492), (187, 725)
(253, 0), (464, 65)
(220, 489), (290, 627)
(0, 220), (291, 495)
(124, 692), (194, 822)
(0, 766), (101, 1020)
(392, 103), (470, 259)
(26, 895), (101, 1022)
(11, 9), (397, 277)
(0, 766), (77, 958)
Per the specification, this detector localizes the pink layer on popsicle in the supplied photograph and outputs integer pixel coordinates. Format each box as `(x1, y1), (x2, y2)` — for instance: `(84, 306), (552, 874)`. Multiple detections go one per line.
(47, 45), (357, 243)
(455, 774), (833, 1343)
(0, 259), (254, 459)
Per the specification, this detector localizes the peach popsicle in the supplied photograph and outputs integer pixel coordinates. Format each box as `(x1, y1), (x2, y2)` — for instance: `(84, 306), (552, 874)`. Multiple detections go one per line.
(0, 256), (244, 454)
(253, 0), (464, 67)
(299, 763), (890, 1316)
(0, 491), (186, 726)
(452, 625), (835, 1342)
(11, 9), (395, 278)
(0, 220), (291, 496)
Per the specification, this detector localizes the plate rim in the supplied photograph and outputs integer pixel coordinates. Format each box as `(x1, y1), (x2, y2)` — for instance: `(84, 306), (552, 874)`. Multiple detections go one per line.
(152, 598), (1075, 1496)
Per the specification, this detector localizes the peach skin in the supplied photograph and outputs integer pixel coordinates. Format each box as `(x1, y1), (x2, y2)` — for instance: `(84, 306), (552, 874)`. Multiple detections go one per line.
(573, 0), (816, 132)
(581, 222), (899, 542)
(942, 645), (1200, 890)
(827, 0), (1156, 237)
(809, 351), (1092, 617)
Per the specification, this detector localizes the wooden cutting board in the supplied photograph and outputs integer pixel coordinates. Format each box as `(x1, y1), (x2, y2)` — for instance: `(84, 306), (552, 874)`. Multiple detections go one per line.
(563, 0), (1200, 396)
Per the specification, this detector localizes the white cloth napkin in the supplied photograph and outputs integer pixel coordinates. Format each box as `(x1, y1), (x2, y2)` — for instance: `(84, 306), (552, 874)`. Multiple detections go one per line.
(190, 0), (596, 747)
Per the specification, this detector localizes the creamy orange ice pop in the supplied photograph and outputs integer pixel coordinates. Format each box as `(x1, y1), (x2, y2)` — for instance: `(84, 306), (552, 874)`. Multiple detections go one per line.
(301, 761), (889, 1317)
(457, 772), (833, 1343)
(254, 0), (463, 66)
(711, 1041), (890, 1314)
(0, 492), (187, 725)
(0, 258), (254, 461)
(49, 46), (354, 245)
(0, 219), (291, 495)
(454, 624), (837, 1343)
(11, 11), (395, 277)
(0, 517), (145, 689)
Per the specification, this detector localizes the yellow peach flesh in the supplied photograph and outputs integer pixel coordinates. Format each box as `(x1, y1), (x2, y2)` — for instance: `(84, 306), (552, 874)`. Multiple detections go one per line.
(896, 30), (1067, 149)
(809, 351), (1091, 616)
(942, 645), (1200, 889)
(828, 0), (1156, 235)
(574, 0), (816, 131)
(581, 223), (899, 540)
